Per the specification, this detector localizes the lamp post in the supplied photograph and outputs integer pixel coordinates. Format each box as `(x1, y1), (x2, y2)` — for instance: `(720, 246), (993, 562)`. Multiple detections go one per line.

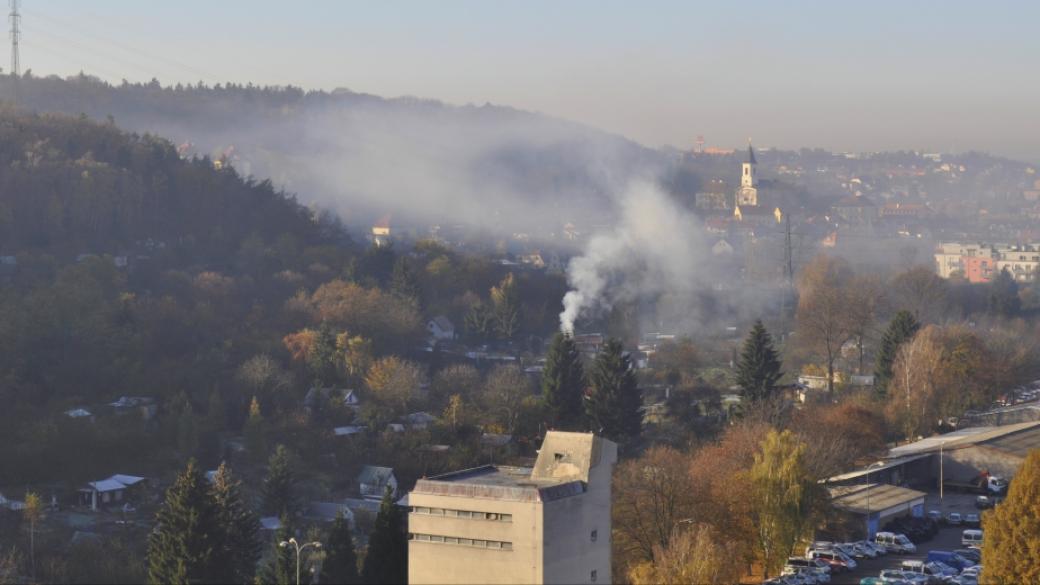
(939, 441), (945, 502)
(279, 537), (322, 585)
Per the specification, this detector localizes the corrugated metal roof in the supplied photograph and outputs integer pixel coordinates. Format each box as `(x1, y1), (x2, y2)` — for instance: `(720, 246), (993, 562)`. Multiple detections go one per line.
(825, 454), (931, 483)
(887, 421), (1040, 458)
(829, 483), (926, 515)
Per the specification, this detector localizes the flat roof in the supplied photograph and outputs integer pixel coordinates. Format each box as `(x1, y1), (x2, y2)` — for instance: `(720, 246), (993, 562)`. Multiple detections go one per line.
(412, 465), (585, 503)
(888, 421), (1040, 458)
(825, 454), (931, 483)
(829, 483), (926, 515)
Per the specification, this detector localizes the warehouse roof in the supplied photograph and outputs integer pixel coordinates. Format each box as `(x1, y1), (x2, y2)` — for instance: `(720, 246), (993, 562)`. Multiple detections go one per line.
(829, 483), (926, 515)
(887, 421), (1040, 458)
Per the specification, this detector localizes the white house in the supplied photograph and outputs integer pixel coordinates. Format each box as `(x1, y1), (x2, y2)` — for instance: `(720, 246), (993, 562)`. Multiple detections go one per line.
(426, 316), (455, 341)
(78, 474), (147, 511)
(358, 465), (397, 500)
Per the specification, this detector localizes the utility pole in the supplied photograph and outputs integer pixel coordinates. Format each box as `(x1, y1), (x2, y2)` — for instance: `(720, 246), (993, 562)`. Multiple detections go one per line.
(8, 0), (19, 76)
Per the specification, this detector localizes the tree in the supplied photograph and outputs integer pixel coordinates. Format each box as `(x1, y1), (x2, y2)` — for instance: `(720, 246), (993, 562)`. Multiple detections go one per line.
(889, 265), (951, 324)
(430, 364), (481, 407)
(210, 463), (261, 584)
(238, 354), (294, 406)
(262, 445), (296, 519)
(258, 517), (295, 585)
(983, 449), (1040, 583)
(481, 365), (533, 435)
(390, 256), (422, 307)
(585, 338), (642, 442)
(796, 255), (854, 397)
(989, 267), (1021, 318)
(338, 333), (373, 381)
(320, 510), (359, 585)
(361, 487), (407, 585)
(147, 460), (219, 584)
(243, 395), (268, 462)
(627, 524), (745, 585)
(874, 310), (920, 398)
(750, 429), (819, 578)
(542, 332), (586, 429)
(23, 491), (41, 581)
(490, 273), (520, 340)
(309, 321), (339, 385)
(735, 320), (783, 402)
(463, 300), (493, 343)
(365, 356), (422, 418)
(846, 275), (884, 372)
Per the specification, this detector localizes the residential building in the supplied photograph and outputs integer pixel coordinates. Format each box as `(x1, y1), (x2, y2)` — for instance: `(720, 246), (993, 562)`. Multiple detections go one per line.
(358, 465), (397, 500)
(427, 316), (456, 341)
(78, 474), (147, 511)
(407, 431), (617, 585)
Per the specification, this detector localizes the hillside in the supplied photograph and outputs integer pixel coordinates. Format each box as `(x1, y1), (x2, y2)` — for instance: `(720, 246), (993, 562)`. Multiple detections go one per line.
(0, 74), (666, 232)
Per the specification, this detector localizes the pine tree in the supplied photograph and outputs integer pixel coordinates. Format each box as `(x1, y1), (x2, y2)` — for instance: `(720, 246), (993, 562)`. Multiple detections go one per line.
(584, 338), (642, 441)
(542, 332), (586, 429)
(147, 459), (219, 584)
(320, 510), (359, 585)
(735, 320), (784, 402)
(258, 516), (295, 585)
(361, 487), (407, 585)
(244, 395), (268, 462)
(873, 310), (920, 398)
(390, 256), (422, 308)
(988, 267), (1021, 317)
(983, 449), (1040, 583)
(309, 321), (338, 385)
(262, 445), (295, 518)
(210, 463), (261, 584)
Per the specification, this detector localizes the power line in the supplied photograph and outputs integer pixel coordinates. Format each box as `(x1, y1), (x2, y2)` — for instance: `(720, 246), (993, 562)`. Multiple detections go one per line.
(9, 0), (19, 76)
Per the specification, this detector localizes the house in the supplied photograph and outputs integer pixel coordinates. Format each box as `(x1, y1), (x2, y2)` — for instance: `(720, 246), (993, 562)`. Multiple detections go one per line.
(358, 465), (397, 500)
(405, 411), (437, 430)
(65, 407), (94, 420)
(108, 396), (158, 420)
(426, 316), (455, 341)
(333, 425), (367, 437)
(343, 389), (360, 409)
(711, 239), (734, 256)
(78, 474), (147, 511)
(304, 387), (355, 414)
(386, 423), (406, 433)
(306, 501), (355, 526)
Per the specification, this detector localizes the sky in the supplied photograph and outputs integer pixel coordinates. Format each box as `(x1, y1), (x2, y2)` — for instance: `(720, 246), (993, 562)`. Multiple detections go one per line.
(21, 0), (1040, 161)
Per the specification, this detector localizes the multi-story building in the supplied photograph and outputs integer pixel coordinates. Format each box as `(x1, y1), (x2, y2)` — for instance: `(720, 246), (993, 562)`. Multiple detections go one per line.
(996, 244), (1040, 282)
(407, 431), (617, 585)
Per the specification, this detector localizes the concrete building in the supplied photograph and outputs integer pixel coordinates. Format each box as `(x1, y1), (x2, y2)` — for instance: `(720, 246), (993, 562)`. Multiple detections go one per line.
(829, 483), (927, 538)
(407, 431), (617, 585)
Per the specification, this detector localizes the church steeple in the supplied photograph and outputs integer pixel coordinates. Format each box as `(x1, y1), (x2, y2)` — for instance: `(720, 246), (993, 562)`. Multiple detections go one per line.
(736, 139), (758, 206)
(747, 141), (757, 165)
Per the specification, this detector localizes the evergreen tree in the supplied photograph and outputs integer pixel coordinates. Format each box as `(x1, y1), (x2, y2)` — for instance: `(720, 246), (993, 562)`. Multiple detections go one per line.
(988, 267), (1021, 317)
(258, 516), (295, 585)
(309, 321), (338, 385)
(361, 487), (407, 585)
(243, 396), (268, 462)
(735, 320), (784, 402)
(147, 459), (219, 584)
(210, 463), (261, 584)
(873, 310), (920, 398)
(542, 332), (586, 429)
(390, 256), (422, 308)
(584, 338), (642, 441)
(983, 449), (1040, 583)
(320, 510), (359, 585)
(262, 445), (295, 518)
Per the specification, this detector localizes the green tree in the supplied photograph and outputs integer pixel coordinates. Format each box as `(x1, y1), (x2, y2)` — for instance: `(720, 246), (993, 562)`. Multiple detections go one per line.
(262, 445), (296, 518)
(244, 396), (268, 461)
(463, 300), (493, 343)
(361, 487), (407, 585)
(23, 492), (41, 581)
(258, 517), (295, 585)
(750, 430), (819, 579)
(874, 310), (920, 398)
(147, 459), (219, 584)
(735, 320), (783, 402)
(989, 267), (1022, 317)
(320, 510), (359, 585)
(210, 463), (261, 584)
(490, 273), (520, 340)
(390, 256), (422, 308)
(309, 321), (339, 385)
(542, 332), (586, 429)
(983, 449), (1040, 583)
(585, 338), (642, 441)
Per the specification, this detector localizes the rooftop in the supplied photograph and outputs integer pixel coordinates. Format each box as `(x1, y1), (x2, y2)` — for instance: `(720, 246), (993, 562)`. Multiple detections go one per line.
(829, 483), (927, 515)
(413, 465), (584, 503)
(887, 421), (1040, 458)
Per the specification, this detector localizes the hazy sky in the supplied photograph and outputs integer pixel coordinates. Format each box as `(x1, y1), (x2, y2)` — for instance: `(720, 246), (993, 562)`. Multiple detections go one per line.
(24, 0), (1040, 161)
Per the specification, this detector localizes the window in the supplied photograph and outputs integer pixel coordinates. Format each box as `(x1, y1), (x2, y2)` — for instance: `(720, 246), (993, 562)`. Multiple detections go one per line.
(554, 452), (565, 462)
(590, 530), (598, 542)
(500, 513), (512, 522)
(411, 507), (511, 522)
(591, 570), (598, 582)
(409, 533), (512, 550)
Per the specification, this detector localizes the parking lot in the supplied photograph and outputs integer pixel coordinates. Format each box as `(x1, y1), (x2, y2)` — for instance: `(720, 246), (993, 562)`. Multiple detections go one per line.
(831, 525), (968, 584)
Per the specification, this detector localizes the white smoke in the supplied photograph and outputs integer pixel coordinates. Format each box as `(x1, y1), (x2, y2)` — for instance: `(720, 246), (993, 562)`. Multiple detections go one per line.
(560, 180), (712, 333)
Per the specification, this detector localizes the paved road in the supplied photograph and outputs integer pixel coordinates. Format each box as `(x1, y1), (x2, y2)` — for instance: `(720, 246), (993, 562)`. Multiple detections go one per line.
(831, 526), (973, 585)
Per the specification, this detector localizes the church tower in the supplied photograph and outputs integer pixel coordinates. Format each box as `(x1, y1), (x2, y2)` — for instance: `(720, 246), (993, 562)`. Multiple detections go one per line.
(736, 142), (758, 206)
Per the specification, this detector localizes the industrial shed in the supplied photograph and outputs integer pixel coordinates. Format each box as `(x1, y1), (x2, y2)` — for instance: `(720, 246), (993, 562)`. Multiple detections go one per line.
(829, 483), (927, 538)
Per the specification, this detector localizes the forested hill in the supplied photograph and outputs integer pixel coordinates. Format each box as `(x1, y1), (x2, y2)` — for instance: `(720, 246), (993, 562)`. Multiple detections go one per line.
(0, 74), (665, 230)
(0, 106), (332, 259)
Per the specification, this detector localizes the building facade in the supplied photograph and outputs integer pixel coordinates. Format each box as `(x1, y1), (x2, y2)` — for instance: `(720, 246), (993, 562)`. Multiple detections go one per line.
(407, 432), (617, 584)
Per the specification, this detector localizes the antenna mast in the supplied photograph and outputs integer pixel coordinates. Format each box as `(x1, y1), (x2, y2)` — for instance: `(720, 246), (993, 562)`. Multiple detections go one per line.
(9, 0), (19, 76)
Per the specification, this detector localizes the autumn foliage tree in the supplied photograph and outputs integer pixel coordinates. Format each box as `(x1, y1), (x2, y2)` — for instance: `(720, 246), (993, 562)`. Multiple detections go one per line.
(796, 255), (855, 397)
(983, 449), (1040, 583)
(627, 524), (746, 585)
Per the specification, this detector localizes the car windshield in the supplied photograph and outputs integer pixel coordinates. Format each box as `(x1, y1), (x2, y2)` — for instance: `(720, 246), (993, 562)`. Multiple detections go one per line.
(896, 535), (911, 544)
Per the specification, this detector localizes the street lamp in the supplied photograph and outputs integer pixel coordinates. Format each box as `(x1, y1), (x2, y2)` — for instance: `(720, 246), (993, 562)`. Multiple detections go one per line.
(279, 537), (322, 585)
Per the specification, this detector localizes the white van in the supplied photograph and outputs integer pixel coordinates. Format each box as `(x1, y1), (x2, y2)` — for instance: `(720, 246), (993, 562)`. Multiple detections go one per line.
(874, 531), (916, 554)
(962, 529), (983, 547)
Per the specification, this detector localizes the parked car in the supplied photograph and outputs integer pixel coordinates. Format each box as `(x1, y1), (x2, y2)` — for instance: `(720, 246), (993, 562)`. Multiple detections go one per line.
(899, 560), (951, 585)
(947, 512), (962, 525)
(975, 496), (993, 509)
(963, 513), (980, 527)
(926, 550), (976, 571)
(809, 550), (857, 572)
(782, 566), (825, 585)
(847, 541), (880, 559)
(786, 557), (833, 575)
(874, 531), (917, 554)
(955, 548), (981, 563)
(961, 529), (983, 547)
(927, 509), (942, 522)
(856, 539), (888, 556)
(879, 569), (923, 585)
